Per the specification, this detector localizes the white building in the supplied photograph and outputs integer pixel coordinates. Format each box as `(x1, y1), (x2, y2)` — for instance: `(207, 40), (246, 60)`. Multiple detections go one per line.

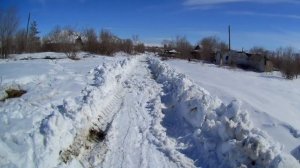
(216, 50), (268, 72)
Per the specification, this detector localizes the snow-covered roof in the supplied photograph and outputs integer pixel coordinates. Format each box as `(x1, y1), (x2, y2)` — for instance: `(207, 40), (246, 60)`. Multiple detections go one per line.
(169, 49), (177, 53)
(45, 30), (87, 43)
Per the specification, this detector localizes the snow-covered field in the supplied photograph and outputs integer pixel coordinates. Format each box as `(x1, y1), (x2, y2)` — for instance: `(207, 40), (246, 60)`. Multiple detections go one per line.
(0, 52), (299, 168)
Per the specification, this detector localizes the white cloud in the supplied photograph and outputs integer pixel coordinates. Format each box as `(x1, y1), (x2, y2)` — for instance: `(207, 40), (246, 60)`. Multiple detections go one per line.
(228, 11), (300, 20)
(184, 0), (298, 6)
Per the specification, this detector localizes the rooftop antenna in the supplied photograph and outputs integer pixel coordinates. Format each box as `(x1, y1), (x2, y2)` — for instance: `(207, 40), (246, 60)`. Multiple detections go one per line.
(228, 25), (231, 51)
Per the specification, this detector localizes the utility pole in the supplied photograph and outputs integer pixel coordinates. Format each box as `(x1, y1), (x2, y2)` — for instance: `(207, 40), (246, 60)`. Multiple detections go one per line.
(228, 25), (231, 51)
(26, 12), (31, 52)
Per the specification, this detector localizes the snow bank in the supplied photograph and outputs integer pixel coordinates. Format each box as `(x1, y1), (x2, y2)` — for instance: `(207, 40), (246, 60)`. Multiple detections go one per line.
(9, 52), (67, 60)
(167, 59), (300, 155)
(148, 56), (300, 168)
(8, 52), (97, 60)
(22, 57), (136, 167)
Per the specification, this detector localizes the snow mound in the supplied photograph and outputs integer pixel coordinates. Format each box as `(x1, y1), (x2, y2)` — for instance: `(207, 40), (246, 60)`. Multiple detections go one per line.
(148, 56), (300, 168)
(32, 57), (137, 167)
(0, 83), (25, 100)
(8, 52), (97, 60)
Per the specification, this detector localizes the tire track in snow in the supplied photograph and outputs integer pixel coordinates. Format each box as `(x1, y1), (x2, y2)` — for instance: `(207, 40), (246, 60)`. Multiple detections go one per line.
(58, 88), (126, 167)
(56, 57), (138, 167)
(120, 108), (132, 168)
(98, 57), (195, 168)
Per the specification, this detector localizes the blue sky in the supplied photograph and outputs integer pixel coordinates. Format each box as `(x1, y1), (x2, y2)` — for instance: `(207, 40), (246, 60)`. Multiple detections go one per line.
(2, 0), (300, 51)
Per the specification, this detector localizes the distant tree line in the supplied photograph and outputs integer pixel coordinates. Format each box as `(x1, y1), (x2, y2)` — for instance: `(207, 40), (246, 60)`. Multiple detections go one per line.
(161, 36), (228, 62)
(160, 35), (300, 80)
(268, 47), (300, 79)
(0, 8), (145, 59)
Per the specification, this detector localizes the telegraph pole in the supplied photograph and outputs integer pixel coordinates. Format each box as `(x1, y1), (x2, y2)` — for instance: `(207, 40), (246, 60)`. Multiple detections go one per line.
(26, 12), (31, 51)
(228, 25), (231, 51)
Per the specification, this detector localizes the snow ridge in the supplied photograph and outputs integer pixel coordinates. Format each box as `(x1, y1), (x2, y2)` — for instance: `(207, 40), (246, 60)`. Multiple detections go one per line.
(147, 56), (300, 168)
(37, 57), (137, 167)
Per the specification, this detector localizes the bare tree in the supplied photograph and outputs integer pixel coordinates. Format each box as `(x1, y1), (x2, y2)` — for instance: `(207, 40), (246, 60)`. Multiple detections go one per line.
(197, 36), (228, 62)
(134, 43), (145, 53)
(161, 36), (193, 58)
(132, 34), (145, 53)
(162, 39), (175, 50)
(82, 28), (98, 53)
(199, 36), (219, 62)
(119, 39), (133, 54)
(99, 29), (118, 55)
(42, 26), (61, 52)
(15, 28), (27, 53)
(60, 28), (80, 60)
(0, 8), (19, 58)
(42, 26), (79, 59)
(273, 47), (298, 79)
(174, 36), (193, 58)
(47, 26), (62, 44)
(218, 41), (229, 53)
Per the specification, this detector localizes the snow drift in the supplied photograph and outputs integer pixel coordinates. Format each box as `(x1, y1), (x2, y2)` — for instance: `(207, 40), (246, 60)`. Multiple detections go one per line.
(39, 57), (137, 167)
(0, 56), (137, 168)
(148, 56), (300, 168)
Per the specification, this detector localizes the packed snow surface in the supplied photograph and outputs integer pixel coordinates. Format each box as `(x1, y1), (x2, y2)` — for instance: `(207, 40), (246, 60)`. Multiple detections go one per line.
(0, 53), (299, 168)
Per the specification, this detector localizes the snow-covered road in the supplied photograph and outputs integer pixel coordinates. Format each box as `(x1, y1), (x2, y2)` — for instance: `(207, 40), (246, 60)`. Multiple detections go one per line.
(1, 53), (299, 168)
(57, 56), (195, 168)
(96, 59), (193, 168)
(65, 56), (299, 168)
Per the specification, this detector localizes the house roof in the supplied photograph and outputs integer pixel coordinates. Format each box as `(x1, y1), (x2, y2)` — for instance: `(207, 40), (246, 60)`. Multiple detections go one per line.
(169, 49), (177, 53)
(194, 45), (201, 50)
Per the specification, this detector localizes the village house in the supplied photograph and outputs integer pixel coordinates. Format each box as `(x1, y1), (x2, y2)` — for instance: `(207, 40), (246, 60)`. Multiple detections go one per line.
(215, 50), (272, 72)
(162, 49), (179, 57)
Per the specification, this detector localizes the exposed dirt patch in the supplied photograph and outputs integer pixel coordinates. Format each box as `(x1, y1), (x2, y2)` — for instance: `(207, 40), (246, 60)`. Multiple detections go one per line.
(59, 127), (106, 164)
(87, 128), (106, 142)
(1, 89), (27, 101)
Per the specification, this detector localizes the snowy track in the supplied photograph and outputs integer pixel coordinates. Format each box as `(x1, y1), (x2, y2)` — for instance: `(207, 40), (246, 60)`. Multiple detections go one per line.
(71, 57), (195, 168)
